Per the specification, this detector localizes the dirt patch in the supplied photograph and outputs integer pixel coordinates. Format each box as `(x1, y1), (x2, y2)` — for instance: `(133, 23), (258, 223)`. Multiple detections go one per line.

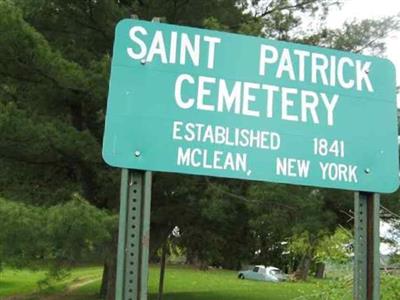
(67, 277), (99, 292)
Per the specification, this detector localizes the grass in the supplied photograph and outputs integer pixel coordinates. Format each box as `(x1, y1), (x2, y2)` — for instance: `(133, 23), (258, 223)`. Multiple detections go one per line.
(0, 266), (101, 298)
(147, 266), (319, 300)
(0, 268), (47, 297)
(0, 265), (345, 300)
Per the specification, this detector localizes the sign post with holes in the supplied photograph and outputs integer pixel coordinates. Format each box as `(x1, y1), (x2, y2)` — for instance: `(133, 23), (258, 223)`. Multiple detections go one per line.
(115, 169), (151, 300)
(354, 192), (380, 299)
(103, 18), (399, 300)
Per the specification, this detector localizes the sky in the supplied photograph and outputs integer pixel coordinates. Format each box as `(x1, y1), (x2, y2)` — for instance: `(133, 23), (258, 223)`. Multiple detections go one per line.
(326, 0), (400, 85)
(326, 0), (400, 255)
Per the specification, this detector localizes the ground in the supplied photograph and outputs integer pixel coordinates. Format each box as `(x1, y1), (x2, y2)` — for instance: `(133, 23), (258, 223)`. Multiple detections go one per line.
(0, 265), (352, 300)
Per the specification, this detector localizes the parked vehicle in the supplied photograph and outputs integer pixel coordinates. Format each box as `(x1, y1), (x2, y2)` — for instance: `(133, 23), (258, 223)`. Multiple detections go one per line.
(238, 265), (288, 282)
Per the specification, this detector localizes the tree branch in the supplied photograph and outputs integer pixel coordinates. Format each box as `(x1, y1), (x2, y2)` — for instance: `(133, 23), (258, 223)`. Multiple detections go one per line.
(258, 0), (319, 17)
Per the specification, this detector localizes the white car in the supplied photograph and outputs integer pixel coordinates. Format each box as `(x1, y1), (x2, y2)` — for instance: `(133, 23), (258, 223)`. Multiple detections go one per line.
(238, 265), (287, 282)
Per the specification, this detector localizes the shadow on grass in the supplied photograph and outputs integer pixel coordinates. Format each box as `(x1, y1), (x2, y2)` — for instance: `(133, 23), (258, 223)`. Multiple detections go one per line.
(3, 289), (301, 300)
(149, 291), (296, 300)
(0, 280), (20, 290)
(2, 294), (101, 300)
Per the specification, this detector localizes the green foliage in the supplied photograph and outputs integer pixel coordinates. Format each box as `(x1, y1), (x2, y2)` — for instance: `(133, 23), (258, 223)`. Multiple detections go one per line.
(381, 275), (400, 300)
(314, 227), (353, 264)
(286, 227), (352, 279)
(151, 175), (253, 269)
(246, 184), (345, 270)
(251, 0), (341, 41)
(296, 274), (400, 300)
(319, 16), (400, 55)
(294, 275), (352, 299)
(1, 0), (400, 297)
(288, 231), (316, 258)
(0, 0), (118, 207)
(45, 194), (117, 263)
(0, 197), (46, 269)
(0, 196), (116, 272)
(203, 17), (230, 31)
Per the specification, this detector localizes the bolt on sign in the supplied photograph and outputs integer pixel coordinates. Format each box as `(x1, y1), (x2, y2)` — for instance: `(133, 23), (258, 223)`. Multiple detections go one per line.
(103, 19), (399, 193)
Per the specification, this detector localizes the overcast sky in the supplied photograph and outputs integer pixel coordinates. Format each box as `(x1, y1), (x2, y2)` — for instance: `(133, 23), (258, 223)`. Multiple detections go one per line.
(326, 0), (400, 84)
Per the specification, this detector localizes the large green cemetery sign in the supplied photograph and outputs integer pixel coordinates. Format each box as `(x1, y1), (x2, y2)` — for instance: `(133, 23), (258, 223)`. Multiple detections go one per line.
(103, 19), (399, 193)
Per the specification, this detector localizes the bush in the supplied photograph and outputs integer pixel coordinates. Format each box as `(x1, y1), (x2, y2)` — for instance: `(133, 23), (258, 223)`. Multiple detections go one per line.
(0, 195), (116, 272)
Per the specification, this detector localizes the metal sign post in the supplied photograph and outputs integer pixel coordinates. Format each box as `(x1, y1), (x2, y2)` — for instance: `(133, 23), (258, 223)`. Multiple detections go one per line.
(115, 17), (157, 300)
(116, 169), (152, 300)
(354, 192), (380, 300)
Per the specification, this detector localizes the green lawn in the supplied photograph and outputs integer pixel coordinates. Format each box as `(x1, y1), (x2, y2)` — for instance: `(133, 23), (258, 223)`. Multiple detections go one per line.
(147, 266), (321, 300)
(0, 265), (349, 300)
(0, 266), (101, 298)
(0, 268), (47, 297)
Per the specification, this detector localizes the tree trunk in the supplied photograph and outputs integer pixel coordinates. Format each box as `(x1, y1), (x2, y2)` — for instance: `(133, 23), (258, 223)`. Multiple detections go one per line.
(100, 230), (118, 300)
(100, 261), (108, 298)
(98, 252), (117, 300)
(315, 262), (325, 278)
(158, 241), (168, 300)
(295, 255), (311, 281)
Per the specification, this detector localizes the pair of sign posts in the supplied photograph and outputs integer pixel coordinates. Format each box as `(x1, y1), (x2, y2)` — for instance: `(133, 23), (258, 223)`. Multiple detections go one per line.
(103, 19), (399, 300)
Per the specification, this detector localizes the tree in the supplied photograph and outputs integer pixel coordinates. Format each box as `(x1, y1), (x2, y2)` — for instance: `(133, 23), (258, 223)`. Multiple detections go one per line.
(0, 1), (257, 297)
(246, 184), (342, 278)
(0, 196), (115, 276)
(151, 175), (253, 270)
(314, 227), (353, 265)
(1, 0), (400, 299)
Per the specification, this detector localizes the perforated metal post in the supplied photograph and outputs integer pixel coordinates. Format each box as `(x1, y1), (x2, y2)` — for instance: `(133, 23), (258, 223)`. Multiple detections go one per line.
(116, 169), (152, 300)
(354, 192), (380, 300)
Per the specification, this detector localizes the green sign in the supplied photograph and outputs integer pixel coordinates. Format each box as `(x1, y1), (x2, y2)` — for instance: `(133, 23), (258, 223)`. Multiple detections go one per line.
(103, 19), (399, 193)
